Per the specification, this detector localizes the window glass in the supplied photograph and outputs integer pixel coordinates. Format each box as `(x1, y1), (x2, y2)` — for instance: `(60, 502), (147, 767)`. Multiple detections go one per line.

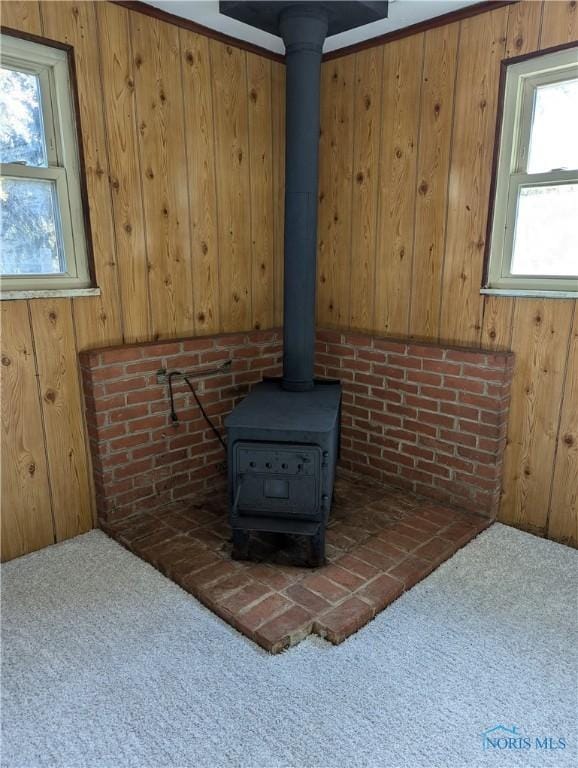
(0, 177), (65, 275)
(0, 67), (47, 167)
(511, 183), (578, 276)
(527, 78), (578, 173)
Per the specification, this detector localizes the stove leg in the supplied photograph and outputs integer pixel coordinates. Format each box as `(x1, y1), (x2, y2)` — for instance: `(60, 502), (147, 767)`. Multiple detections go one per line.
(232, 529), (250, 561)
(308, 527), (326, 568)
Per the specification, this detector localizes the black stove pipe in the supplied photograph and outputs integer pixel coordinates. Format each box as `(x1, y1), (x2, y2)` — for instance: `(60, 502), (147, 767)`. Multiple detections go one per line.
(279, 5), (328, 393)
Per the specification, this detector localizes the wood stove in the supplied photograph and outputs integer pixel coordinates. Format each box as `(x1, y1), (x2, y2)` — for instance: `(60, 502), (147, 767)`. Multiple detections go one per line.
(222, 1), (388, 566)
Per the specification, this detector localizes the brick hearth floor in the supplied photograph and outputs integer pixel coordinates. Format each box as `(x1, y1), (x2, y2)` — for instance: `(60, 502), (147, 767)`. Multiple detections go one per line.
(101, 472), (491, 653)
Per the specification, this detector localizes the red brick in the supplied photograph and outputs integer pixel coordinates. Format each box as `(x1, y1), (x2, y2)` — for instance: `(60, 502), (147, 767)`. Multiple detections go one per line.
(418, 411), (455, 429)
(179, 338), (216, 352)
(444, 376), (486, 394)
(353, 368), (380, 384)
(356, 349), (387, 363)
(362, 537), (407, 564)
(109, 404), (150, 423)
(90, 365), (124, 382)
(104, 377), (148, 395)
(285, 584), (331, 613)
(388, 555), (434, 589)
(420, 386), (457, 402)
(406, 370), (443, 386)
(416, 460), (450, 478)
(439, 429), (476, 447)
(459, 392), (501, 410)
(376, 528), (421, 553)
(335, 553), (380, 580)
(406, 344), (445, 360)
(405, 395), (440, 412)
(420, 359), (462, 375)
(300, 574), (349, 604)
(219, 581), (272, 615)
(401, 443), (434, 461)
(354, 545), (400, 571)
(442, 402), (479, 419)
(461, 364), (506, 382)
(255, 606), (313, 652)
(109, 433), (150, 452)
(321, 564), (366, 592)
(114, 458), (153, 480)
(460, 420), (501, 439)
(100, 347), (143, 365)
(245, 564), (297, 591)
(181, 560), (242, 594)
(358, 574), (404, 612)
(413, 537), (455, 564)
(126, 389), (164, 406)
(373, 339), (407, 354)
(317, 597), (373, 643)
(96, 423), (127, 441)
(128, 414), (169, 433)
(388, 354), (422, 369)
(403, 419), (437, 438)
(124, 359), (163, 374)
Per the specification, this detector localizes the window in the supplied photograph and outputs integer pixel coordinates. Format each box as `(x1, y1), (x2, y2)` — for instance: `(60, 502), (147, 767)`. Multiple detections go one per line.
(0, 33), (94, 296)
(485, 46), (578, 296)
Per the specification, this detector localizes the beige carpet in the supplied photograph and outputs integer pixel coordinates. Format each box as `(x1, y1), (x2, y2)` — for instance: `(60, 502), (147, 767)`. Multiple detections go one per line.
(2, 523), (577, 768)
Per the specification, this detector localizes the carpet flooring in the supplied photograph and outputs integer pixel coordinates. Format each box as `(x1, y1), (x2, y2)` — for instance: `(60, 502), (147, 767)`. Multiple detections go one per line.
(2, 524), (577, 768)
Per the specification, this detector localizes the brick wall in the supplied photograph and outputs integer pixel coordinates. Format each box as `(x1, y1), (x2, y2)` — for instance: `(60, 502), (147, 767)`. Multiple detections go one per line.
(314, 330), (514, 517)
(81, 327), (513, 525)
(80, 330), (282, 523)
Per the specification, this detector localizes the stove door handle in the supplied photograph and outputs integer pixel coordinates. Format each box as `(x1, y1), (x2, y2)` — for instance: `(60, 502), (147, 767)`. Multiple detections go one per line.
(231, 480), (243, 519)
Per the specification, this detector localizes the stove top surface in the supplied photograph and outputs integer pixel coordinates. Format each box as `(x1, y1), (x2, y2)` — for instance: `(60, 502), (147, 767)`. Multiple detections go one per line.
(225, 379), (341, 433)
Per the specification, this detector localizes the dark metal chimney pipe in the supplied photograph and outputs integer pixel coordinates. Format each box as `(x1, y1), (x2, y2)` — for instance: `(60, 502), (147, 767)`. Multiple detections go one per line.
(279, 5), (328, 392)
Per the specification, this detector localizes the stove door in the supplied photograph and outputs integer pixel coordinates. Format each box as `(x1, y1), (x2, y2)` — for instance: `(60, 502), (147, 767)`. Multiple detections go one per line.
(232, 442), (322, 519)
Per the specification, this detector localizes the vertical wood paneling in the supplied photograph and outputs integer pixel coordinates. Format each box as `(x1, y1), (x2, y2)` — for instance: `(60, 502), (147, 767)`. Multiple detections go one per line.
(1, 0), (42, 33)
(1, 1), (284, 560)
(40, 1), (123, 350)
(271, 62), (286, 329)
(548, 310), (578, 546)
(3, 0), (575, 557)
(539, 2), (578, 547)
(317, 55), (355, 326)
(29, 300), (94, 540)
(504, 0), (544, 56)
(317, 1), (577, 545)
(481, 1), (543, 352)
(481, 297), (515, 350)
(500, 300), (574, 533)
(374, 35), (424, 336)
(540, 0), (578, 47)
(439, 8), (508, 345)
(0, 303), (54, 561)
(180, 29), (221, 335)
(97, 1), (151, 343)
(131, 12), (194, 338)
(410, 23), (458, 340)
(210, 41), (252, 332)
(247, 53), (274, 331)
(349, 47), (383, 331)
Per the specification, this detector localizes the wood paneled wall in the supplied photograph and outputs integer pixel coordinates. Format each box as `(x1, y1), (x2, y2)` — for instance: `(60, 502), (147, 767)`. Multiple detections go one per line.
(0, 1), (285, 560)
(317, 0), (578, 546)
(2, 0), (576, 560)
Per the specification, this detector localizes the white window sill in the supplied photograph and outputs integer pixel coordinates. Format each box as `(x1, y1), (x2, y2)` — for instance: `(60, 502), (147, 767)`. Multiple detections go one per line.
(0, 287), (101, 301)
(481, 288), (578, 299)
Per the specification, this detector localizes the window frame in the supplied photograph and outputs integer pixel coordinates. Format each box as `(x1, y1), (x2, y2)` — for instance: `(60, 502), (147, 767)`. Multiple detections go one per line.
(0, 31), (96, 297)
(483, 43), (578, 297)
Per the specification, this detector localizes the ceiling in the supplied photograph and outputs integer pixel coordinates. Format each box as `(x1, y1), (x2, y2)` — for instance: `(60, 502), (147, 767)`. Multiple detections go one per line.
(142, 0), (482, 54)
